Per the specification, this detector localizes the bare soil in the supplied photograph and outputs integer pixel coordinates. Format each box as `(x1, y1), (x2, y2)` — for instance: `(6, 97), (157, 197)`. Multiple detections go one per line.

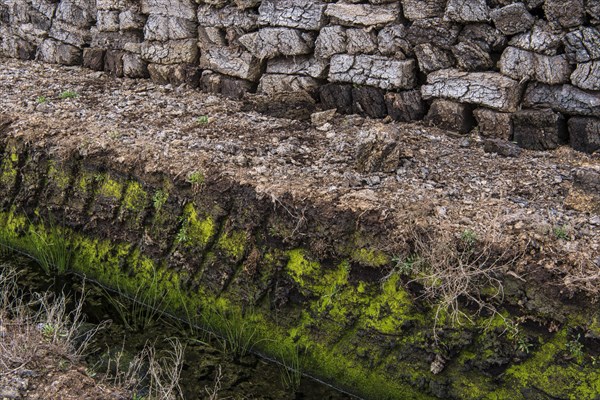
(0, 56), (598, 297)
(0, 319), (128, 400)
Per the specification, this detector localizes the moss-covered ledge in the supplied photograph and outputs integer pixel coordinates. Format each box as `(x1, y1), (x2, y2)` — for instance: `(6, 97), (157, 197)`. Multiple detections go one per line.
(1, 138), (599, 400)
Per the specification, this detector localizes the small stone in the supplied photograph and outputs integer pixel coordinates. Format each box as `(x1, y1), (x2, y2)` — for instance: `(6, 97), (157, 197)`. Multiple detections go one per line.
(311, 109), (337, 127)
(316, 122), (332, 132)
(483, 138), (522, 157)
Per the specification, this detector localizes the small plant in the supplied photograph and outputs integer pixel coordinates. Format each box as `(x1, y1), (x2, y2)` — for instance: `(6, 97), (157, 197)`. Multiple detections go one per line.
(460, 229), (477, 247)
(553, 226), (569, 240)
(108, 130), (121, 140)
(26, 226), (73, 276)
(36, 96), (48, 104)
(103, 269), (168, 332)
(40, 322), (67, 340)
(516, 336), (532, 354)
(59, 90), (78, 99)
(196, 115), (209, 124)
(58, 358), (71, 371)
(392, 254), (420, 276)
(186, 170), (204, 193)
(204, 305), (260, 359)
(566, 334), (584, 359)
(278, 344), (303, 393)
(152, 190), (169, 212)
(175, 219), (189, 244)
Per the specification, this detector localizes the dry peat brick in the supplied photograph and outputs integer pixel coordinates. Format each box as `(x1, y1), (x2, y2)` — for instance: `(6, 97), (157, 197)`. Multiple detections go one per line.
(513, 109), (568, 151)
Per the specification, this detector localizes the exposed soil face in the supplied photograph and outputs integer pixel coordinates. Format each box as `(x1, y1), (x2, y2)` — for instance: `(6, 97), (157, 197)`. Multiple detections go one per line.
(1, 57), (600, 399)
(1, 57), (598, 297)
(0, 342), (128, 400)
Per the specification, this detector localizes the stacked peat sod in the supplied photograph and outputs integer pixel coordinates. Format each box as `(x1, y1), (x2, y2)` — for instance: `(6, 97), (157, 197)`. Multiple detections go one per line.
(0, 0), (599, 153)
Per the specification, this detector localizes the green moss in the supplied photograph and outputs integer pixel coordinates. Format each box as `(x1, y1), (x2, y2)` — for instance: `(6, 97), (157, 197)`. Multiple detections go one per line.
(351, 248), (390, 268)
(122, 181), (148, 212)
(77, 172), (94, 193)
(177, 203), (216, 248)
(97, 175), (123, 199)
(286, 249), (320, 289)
(496, 328), (600, 399)
(216, 229), (246, 260)
(152, 189), (169, 211)
(47, 161), (70, 190)
(0, 152), (18, 186)
(361, 273), (419, 334)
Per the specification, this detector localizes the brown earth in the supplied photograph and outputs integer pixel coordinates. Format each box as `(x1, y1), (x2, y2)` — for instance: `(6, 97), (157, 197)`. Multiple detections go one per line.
(0, 319), (129, 400)
(1, 57), (598, 300)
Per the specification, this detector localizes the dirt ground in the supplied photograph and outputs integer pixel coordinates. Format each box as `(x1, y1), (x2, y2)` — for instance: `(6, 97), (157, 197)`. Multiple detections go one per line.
(0, 319), (129, 400)
(0, 56), (598, 297)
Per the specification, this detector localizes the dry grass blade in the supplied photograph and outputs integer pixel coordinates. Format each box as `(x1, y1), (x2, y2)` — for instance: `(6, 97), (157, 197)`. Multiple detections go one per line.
(405, 218), (524, 338)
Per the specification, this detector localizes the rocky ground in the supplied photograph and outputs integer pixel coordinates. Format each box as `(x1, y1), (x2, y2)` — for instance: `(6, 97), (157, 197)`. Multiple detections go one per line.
(1, 56), (598, 298)
(0, 336), (129, 400)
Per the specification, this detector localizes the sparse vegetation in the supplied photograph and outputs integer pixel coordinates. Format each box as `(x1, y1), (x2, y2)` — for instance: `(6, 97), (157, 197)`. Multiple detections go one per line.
(566, 334), (584, 359)
(204, 305), (260, 359)
(0, 265), (104, 377)
(36, 96), (48, 104)
(406, 221), (518, 335)
(186, 170), (204, 193)
(196, 115), (209, 124)
(152, 189), (169, 212)
(0, 221), (73, 276)
(553, 225), (569, 240)
(59, 90), (78, 99)
(103, 270), (168, 332)
(277, 344), (303, 392)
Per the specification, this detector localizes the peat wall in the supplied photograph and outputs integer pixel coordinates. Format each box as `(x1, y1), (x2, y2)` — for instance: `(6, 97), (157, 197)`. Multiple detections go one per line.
(1, 0), (600, 153)
(0, 127), (599, 400)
